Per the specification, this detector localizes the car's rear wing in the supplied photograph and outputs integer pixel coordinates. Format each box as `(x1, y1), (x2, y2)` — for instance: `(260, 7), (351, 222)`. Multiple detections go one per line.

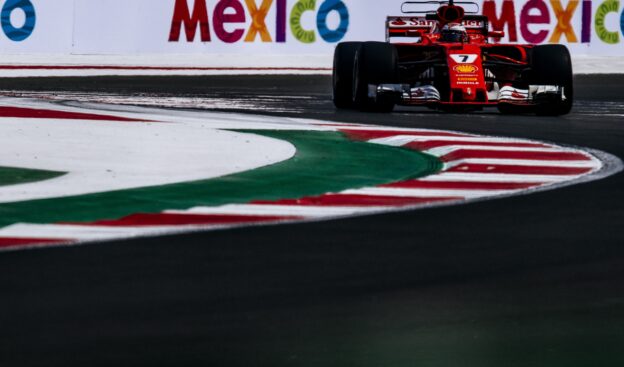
(386, 15), (489, 41)
(401, 1), (480, 15)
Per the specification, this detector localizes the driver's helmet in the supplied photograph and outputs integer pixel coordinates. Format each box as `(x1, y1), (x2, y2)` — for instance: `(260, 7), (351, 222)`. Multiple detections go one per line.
(440, 23), (468, 42)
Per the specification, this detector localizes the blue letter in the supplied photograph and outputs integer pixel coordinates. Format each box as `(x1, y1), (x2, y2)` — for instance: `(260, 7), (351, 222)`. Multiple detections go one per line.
(2, 0), (36, 42)
(317, 0), (349, 43)
(621, 6), (624, 37)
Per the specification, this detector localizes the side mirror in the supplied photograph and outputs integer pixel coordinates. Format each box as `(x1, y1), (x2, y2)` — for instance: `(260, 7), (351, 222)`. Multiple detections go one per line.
(488, 31), (505, 38)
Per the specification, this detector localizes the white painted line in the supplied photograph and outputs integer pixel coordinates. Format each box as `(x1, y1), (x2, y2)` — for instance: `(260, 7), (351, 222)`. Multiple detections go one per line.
(368, 135), (430, 147)
(165, 204), (390, 217)
(0, 224), (194, 240)
(0, 70), (332, 78)
(421, 172), (581, 183)
(341, 187), (516, 199)
(426, 145), (574, 157)
(340, 126), (474, 135)
(369, 135), (543, 146)
(444, 158), (602, 168)
(0, 54), (335, 77)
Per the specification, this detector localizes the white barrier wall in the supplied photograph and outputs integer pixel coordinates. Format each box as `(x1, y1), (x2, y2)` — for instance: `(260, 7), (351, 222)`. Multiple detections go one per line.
(1, 0), (623, 56)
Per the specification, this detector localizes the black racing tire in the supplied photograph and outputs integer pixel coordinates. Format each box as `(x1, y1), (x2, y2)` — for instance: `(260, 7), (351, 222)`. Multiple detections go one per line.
(531, 45), (574, 116)
(333, 42), (362, 109)
(352, 42), (398, 113)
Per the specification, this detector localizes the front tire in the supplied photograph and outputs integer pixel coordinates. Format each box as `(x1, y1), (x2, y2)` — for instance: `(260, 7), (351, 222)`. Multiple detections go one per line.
(531, 45), (574, 116)
(353, 42), (398, 113)
(333, 42), (362, 109)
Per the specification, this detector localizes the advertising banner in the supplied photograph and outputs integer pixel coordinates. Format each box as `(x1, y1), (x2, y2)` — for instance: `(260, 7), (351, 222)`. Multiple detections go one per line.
(0, 0), (623, 56)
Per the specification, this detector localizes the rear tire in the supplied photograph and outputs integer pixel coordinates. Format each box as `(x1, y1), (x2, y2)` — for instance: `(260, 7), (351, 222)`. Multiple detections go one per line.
(353, 42), (398, 113)
(333, 42), (362, 109)
(531, 45), (573, 116)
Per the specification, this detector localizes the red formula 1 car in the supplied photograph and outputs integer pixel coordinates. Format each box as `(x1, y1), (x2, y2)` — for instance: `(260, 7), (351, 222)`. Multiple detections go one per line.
(333, 0), (573, 115)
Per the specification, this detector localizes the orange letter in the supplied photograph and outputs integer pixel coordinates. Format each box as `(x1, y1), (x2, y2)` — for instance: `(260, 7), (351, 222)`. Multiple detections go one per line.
(244, 0), (273, 42)
(549, 0), (579, 43)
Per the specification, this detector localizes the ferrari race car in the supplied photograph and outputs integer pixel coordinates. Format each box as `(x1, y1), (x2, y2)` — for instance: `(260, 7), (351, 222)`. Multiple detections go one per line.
(333, 0), (573, 115)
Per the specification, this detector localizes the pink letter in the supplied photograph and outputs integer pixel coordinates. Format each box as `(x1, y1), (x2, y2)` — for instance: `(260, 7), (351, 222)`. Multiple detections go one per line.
(213, 0), (246, 43)
(520, 0), (551, 44)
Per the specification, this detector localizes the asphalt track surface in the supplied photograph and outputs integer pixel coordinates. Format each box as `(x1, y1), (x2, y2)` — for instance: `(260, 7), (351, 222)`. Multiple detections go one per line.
(1, 75), (623, 366)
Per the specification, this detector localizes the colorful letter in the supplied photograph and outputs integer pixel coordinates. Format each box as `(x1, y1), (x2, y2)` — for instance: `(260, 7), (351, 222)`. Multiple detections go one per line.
(214, 0), (246, 43)
(520, 0), (551, 44)
(595, 0), (619, 44)
(169, 0), (210, 42)
(621, 4), (624, 37)
(245, 0), (273, 42)
(276, 0), (287, 42)
(582, 0), (592, 43)
(1, 0), (36, 42)
(291, 0), (316, 43)
(549, 0), (579, 43)
(482, 0), (518, 42)
(317, 0), (349, 43)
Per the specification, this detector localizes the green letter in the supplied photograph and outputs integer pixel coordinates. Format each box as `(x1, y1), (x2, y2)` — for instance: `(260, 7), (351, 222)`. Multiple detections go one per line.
(290, 0), (316, 43)
(595, 0), (620, 44)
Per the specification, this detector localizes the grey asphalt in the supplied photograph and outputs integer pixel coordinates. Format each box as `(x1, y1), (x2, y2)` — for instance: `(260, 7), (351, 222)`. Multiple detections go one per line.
(0, 74), (623, 367)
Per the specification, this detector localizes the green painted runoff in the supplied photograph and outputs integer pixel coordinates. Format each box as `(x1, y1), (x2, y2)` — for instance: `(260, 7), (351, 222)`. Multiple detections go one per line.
(0, 166), (65, 187)
(0, 130), (442, 227)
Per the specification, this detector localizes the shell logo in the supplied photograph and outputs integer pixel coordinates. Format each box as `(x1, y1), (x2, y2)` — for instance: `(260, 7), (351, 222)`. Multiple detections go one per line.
(454, 64), (479, 73)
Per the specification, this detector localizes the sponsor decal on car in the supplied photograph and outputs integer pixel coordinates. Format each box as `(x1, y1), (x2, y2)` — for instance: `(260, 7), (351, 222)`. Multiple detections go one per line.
(458, 76), (479, 81)
(457, 75), (479, 85)
(453, 64), (479, 73)
(450, 54), (479, 63)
